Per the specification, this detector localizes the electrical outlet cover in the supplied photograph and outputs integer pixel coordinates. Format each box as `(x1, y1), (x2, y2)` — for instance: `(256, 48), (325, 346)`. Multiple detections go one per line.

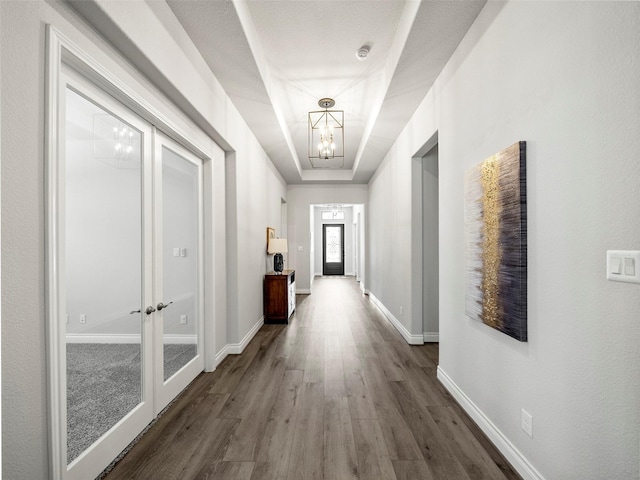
(521, 409), (533, 438)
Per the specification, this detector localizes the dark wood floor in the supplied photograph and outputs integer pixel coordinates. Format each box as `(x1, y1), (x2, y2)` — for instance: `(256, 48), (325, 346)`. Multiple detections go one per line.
(105, 277), (521, 480)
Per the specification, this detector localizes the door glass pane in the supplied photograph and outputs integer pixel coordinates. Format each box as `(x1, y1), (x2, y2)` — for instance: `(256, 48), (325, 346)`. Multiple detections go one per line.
(162, 146), (198, 381)
(325, 226), (342, 263)
(65, 88), (143, 463)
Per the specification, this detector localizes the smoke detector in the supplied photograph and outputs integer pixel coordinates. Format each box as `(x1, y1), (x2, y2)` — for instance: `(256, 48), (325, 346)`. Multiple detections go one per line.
(356, 45), (370, 61)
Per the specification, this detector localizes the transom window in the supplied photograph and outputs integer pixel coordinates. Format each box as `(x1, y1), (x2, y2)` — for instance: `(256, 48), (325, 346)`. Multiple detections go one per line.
(321, 210), (345, 220)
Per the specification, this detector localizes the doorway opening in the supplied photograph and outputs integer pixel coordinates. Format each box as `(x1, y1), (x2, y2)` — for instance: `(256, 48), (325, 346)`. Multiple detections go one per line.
(411, 133), (439, 343)
(422, 144), (439, 342)
(307, 203), (365, 292)
(323, 224), (345, 275)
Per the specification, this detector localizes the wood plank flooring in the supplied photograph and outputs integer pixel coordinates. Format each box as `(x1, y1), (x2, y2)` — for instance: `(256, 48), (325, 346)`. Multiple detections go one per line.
(104, 277), (521, 480)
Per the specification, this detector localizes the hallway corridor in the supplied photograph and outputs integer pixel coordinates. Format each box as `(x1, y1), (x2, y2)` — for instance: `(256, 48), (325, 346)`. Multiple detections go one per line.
(104, 277), (520, 479)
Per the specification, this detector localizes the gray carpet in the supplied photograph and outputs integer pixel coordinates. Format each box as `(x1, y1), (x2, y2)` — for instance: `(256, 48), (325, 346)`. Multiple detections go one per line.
(66, 343), (197, 463)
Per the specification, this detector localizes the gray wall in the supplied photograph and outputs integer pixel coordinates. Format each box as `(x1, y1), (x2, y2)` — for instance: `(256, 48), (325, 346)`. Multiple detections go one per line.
(422, 145), (439, 339)
(368, 2), (640, 478)
(1, 1), (286, 478)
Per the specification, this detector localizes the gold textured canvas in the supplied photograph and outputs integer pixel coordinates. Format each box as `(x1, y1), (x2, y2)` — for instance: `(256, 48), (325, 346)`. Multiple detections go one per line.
(465, 142), (527, 341)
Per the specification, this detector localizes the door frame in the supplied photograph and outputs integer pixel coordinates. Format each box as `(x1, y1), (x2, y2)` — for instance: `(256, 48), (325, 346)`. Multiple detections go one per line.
(322, 223), (345, 275)
(46, 26), (217, 480)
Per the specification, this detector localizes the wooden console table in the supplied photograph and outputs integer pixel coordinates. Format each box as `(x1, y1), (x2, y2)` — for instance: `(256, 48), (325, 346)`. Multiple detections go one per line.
(264, 270), (296, 323)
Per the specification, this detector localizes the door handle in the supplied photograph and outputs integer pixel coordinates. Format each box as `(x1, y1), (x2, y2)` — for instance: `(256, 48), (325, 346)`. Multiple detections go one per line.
(157, 301), (173, 311)
(145, 306), (156, 315)
(130, 309), (141, 314)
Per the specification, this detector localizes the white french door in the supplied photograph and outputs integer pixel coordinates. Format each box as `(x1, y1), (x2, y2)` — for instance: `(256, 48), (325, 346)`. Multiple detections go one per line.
(58, 70), (204, 480)
(153, 133), (205, 411)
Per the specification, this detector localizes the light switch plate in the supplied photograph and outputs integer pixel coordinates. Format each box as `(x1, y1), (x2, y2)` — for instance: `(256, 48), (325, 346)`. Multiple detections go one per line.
(607, 250), (640, 284)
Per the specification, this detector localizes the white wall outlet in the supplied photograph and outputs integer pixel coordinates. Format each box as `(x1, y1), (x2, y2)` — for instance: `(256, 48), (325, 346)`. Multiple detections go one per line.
(79, 314), (86, 324)
(173, 247), (180, 257)
(180, 248), (187, 257)
(521, 409), (533, 438)
(180, 315), (187, 325)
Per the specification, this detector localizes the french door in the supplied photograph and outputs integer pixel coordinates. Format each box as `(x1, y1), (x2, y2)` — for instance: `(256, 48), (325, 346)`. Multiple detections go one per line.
(153, 133), (204, 410)
(59, 71), (204, 480)
(322, 224), (345, 275)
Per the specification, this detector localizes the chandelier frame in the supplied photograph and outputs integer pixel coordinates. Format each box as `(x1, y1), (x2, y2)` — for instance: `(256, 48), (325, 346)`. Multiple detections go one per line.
(308, 98), (344, 169)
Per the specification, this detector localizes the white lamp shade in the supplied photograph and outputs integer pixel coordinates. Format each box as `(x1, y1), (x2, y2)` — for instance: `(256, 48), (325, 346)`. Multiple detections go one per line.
(267, 238), (288, 254)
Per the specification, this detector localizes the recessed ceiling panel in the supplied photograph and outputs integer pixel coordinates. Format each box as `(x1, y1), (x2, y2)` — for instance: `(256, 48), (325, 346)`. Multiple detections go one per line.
(166, 0), (486, 184)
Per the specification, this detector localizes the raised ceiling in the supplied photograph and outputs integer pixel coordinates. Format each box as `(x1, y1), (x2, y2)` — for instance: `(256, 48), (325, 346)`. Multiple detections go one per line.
(166, 0), (486, 184)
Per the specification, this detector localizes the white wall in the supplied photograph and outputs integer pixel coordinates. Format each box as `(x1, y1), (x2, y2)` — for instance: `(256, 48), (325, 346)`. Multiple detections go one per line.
(161, 150), (199, 337)
(65, 90), (143, 337)
(309, 205), (314, 286)
(226, 143), (286, 345)
(1, 1), (285, 478)
(286, 185), (367, 293)
(368, 2), (640, 479)
(353, 204), (365, 287)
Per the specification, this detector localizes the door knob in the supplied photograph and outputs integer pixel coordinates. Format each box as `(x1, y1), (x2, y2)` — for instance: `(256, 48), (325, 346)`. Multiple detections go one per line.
(145, 306), (156, 315)
(157, 301), (173, 311)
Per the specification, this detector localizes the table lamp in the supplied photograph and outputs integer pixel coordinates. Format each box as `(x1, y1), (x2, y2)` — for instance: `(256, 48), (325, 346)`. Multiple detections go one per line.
(267, 238), (288, 274)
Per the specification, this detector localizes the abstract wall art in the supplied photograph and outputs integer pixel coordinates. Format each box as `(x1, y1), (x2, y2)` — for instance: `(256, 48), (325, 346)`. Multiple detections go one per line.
(464, 141), (527, 342)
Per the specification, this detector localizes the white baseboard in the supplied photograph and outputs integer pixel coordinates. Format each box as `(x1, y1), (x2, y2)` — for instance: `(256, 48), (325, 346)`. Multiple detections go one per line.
(423, 332), (439, 342)
(214, 316), (264, 367)
(65, 333), (197, 344)
(214, 344), (231, 368)
(368, 293), (424, 345)
(437, 367), (545, 480)
(296, 289), (311, 294)
(66, 333), (140, 344)
(163, 334), (197, 345)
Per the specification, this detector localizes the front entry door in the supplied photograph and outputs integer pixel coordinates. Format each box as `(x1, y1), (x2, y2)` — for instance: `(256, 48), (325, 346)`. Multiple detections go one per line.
(323, 224), (345, 275)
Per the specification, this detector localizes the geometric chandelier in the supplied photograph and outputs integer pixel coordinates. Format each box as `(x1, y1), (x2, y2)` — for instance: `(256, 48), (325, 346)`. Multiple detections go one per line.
(308, 97), (344, 168)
